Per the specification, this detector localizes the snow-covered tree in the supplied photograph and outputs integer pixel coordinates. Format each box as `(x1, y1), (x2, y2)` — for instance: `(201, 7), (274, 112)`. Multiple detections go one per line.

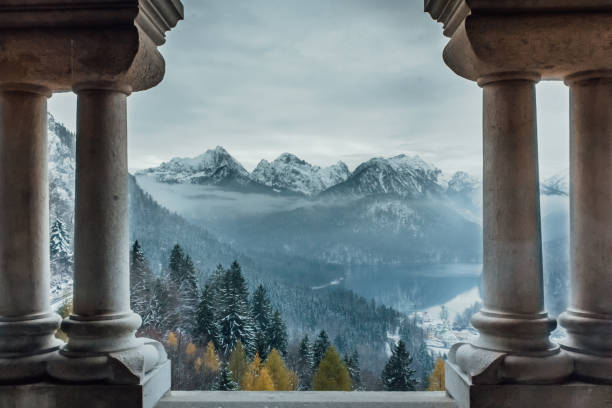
(381, 340), (417, 391)
(344, 350), (361, 390)
(130, 241), (153, 325)
(313, 330), (331, 370)
(267, 310), (288, 356)
(195, 283), (218, 346)
(251, 284), (273, 359)
(215, 362), (239, 391)
(296, 335), (314, 390)
(50, 218), (72, 280)
(216, 261), (255, 357)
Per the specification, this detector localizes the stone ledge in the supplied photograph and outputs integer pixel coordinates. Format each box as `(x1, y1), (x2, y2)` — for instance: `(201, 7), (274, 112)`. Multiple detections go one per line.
(156, 391), (457, 408)
(446, 360), (612, 408)
(0, 360), (170, 408)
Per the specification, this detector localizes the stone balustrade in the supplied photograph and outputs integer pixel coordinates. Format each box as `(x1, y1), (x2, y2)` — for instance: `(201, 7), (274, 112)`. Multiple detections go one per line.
(426, 1), (612, 407)
(0, 1), (183, 407)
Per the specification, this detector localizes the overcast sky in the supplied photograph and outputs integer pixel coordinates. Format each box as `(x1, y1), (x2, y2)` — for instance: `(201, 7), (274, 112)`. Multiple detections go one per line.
(48, 0), (569, 178)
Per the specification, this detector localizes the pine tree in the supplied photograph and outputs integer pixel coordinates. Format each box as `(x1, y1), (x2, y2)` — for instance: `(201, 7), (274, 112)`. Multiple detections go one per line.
(50, 218), (72, 280)
(267, 310), (288, 356)
(344, 350), (361, 390)
(215, 362), (239, 391)
(229, 340), (248, 386)
(150, 278), (176, 331)
(195, 283), (218, 346)
(381, 340), (417, 391)
(252, 284), (273, 359)
(313, 330), (331, 370)
(264, 349), (296, 391)
(130, 241), (153, 325)
(169, 244), (186, 284)
(427, 357), (445, 391)
(216, 261), (255, 357)
(179, 254), (200, 335)
(296, 335), (314, 390)
(312, 346), (351, 391)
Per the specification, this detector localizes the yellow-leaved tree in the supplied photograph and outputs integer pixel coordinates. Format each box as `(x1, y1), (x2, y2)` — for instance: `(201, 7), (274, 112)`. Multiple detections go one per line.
(253, 367), (275, 391)
(229, 340), (248, 386)
(427, 357), (445, 391)
(264, 349), (298, 391)
(203, 341), (220, 372)
(242, 353), (276, 391)
(312, 346), (351, 391)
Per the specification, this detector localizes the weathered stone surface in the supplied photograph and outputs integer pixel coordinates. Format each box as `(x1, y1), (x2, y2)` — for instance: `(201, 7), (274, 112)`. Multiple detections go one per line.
(558, 72), (612, 383)
(0, 360), (170, 408)
(0, 86), (62, 382)
(157, 391), (457, 408)
(0, 0), (183, 91)
(446, 361), (612, 408)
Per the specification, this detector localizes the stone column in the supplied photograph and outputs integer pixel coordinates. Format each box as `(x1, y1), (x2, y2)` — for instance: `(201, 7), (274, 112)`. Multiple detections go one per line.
(48, 83), (167, 385)
(559, 71), (612, 382)
(0, 84), (61, 381)
(448, 73), (571, 385)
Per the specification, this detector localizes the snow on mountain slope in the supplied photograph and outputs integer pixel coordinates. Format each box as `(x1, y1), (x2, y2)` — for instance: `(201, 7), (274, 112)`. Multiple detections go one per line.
(139, 146), (259, 188)
(322, 154), (443, 198)
(48, 113), (75, 228)
(252, 153), (350, 196)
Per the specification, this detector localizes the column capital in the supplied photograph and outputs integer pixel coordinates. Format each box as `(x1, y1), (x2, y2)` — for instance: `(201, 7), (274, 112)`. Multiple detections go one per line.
(0, 0), (183, 92)
(426, 0), (612, 81)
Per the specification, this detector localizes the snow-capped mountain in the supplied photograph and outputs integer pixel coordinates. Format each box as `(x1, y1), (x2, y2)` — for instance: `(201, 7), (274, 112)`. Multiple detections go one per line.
(322, 154), (443, 198)
(139, 146), (263, 189)
(252, 153), (350, 196)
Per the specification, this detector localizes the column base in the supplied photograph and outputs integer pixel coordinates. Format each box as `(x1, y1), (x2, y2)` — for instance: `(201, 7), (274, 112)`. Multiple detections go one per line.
(450, 342), (572, 384)
(446, 360), (612, 408)
(0, 360), (170, 408)
(47, 337), (168, 384)
(0, 313), (62, 382)
(559, 310), (612, 383)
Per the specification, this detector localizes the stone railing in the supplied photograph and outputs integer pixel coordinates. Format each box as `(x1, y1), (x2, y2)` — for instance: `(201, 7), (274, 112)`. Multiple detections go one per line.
(156, 391), (457, 408)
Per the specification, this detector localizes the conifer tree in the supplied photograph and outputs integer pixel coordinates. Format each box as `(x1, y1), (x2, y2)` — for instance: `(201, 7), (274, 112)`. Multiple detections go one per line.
(344, 350), (361, 390)
(229, 340), (248, 385)
(264, 349), (297, 391)
(169, 244), (186, 284)
(150, 278), (176, 331)
(195, 283), (218, 346)
(381, 340), (417, 391)
(130, 241), (153, 325)
(296, 335), (314, 390)
(215, 362), (239, 391)
(267, 310), (288, 356)
(252, 284), (273, 359)
(313, 330), (331, 370)
(427, 357), (445, 391)
(50, 218), (72, 280)
(216, 261), (255, 357)
(312, 346), (351, 391)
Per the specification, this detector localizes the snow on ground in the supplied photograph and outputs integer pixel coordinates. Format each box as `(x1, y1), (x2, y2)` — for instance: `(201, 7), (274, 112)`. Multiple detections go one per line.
(424, 286), (481, 321)
(418, 287), (481, 357)
(311, 277), (345, 290)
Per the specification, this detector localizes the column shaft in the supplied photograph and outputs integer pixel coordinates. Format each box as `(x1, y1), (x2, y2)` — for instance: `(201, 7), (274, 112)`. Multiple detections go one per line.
(560, 74), (612, 382)
(449, 74), (571, 386)
(61, 88), (141, 354)
(0, 85), (61, 381)
(73, 89), (130, 316)
(50, 85), (167, 385)
(472, 76), (557, 354)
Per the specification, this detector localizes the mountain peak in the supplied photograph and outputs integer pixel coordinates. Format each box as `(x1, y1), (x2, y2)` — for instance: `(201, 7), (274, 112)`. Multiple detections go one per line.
(252, 154), (349, 196)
